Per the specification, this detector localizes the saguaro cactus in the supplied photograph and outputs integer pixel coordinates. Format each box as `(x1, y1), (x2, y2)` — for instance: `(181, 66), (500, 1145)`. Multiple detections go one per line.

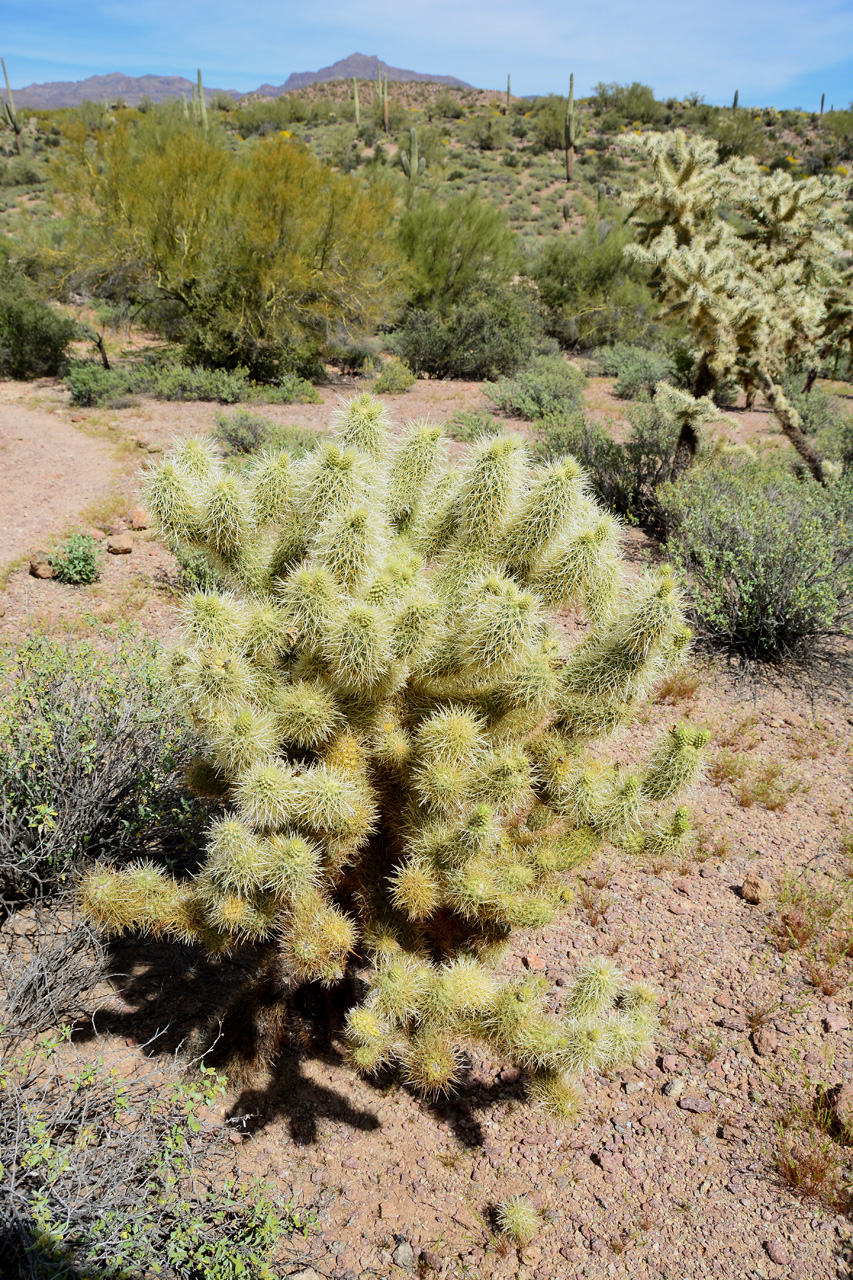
(565, 72), (577, 183)
(1, 57), (23, 153)
(507, 74), (511, 111)
(400, 127), (425, 184)
(82, 394), (706, 1118)
(196, 69), (207, 130)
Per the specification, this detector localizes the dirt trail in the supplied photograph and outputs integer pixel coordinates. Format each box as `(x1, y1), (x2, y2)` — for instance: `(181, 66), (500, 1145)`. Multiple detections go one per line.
(0, 399), (123, 562)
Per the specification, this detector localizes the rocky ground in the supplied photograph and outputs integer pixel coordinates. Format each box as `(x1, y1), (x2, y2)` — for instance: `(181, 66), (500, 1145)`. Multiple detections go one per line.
(1, 370), (851, 1280)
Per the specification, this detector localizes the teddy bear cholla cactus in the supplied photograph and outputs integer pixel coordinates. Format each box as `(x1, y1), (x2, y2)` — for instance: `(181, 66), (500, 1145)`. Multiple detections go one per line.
(80, 393), (706, 1118)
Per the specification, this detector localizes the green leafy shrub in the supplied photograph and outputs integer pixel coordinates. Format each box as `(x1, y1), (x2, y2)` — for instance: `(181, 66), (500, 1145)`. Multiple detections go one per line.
(81, 393), (705, 1121)
(65, 358), (320, 409)
(399, 191), (520, 310)
(372, 355), (416, 394)
(0, 273), (77, 380)
(485, 355), (586, 422)
(50, 533), (103, 585)
(783, 375), (853, 466)
(531, 216), (654, 350)
(0, 633), (202, 903)
(212, 409), (321, 458)
(660, 459), (853, 660)
(594, 343), (674, 399)
(0, 1034), (310, 1279)
(391, 287), (535, 380)
(538, 384), (721, 528)
(174, 544), (227, 591)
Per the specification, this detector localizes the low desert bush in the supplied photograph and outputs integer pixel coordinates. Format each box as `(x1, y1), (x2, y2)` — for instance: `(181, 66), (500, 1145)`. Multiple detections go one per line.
(594, 342), (674, 399)
(444, 408), (502, 442)
(0, 633), (203, 905)
(372, 355), (416, 394)
(390, 287), (535, 380)
(0, 272), (77, 380)
(50, 533), (103, 585)
(212, 409), (320, 458)
(660, 460), (853, 661)
(65, 358), (320, 409)
(537, 385), (707, 528)
(484, 355), (586, 422)
(0, 1032), (309, 1278)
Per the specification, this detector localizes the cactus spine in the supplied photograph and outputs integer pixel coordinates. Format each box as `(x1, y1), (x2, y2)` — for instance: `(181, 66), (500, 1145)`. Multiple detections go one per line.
(1, 57), (23, 153)
(565, 72), (577, 183)
(82, 395), (705, 1119)
(353, 76), (360, 126)
(400, 127), (425, 184)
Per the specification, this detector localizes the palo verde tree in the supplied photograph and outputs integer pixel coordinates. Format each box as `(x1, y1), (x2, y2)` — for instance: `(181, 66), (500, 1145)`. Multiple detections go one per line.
(81, 394), (706, 1118)
(51, 119), (401, 378)
(624, 130), (852, 482)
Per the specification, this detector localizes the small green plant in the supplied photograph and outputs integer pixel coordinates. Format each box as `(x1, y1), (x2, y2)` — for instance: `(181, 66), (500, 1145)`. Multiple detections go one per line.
(496, 1195), (540, 1247)
(213, 408), (320, 458)
(485, 355), (586, 422)
(372, 355), (416, 394)
(445, 409), (502, 442)
(174, 543), (227, 591)
(81, 392), (706, 1120)
(50, 533), (103, 585)
(594, 343), (674, 399)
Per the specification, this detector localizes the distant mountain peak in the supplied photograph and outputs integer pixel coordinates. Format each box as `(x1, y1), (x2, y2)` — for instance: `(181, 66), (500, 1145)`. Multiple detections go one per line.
(10, 55), (471, 110)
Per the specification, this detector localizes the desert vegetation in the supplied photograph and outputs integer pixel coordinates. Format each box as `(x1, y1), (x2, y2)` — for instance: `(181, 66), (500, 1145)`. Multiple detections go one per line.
(1, 60), (852, 1280)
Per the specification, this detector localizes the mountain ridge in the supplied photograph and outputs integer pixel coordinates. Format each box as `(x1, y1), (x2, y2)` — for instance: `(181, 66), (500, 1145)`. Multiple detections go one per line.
(9, 54), (471, 109)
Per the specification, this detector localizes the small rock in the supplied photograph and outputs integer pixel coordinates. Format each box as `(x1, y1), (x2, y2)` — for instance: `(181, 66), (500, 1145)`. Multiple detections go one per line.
(678, 1095), (713, 1113)
(392, 1241), (414, 1269)
(824, 1015), (850, 1034)
(597, 1151), (623, 1173)
(106, 533), (134, 555)
(108, 520), (128, 535)
(741, 873), (770, 904)
(522, 953), (545, 970)
(130, 505), (151, 530)
(766, 1240), (790, 1265)
(624, 1080), (645, 1095)
(228, 1132), (243, 1145)
(753, 1026), (779, 1056)
(287, 1270), (323, 1280)
(29, 555), (54, 579)
(714, 992), (733, 1009)
(668, 900), (693, 915)
(418, 1250), (440, 1272)
(499, 1064), (522, 1084)
(85, 527), (107, 541)
(663, 1078), (685, 1099)
(661, 1054), (679, 1072)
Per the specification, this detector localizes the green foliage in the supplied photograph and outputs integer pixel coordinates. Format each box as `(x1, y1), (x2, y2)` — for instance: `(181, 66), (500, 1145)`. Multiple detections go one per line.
(81, 393), (704, 1119)
(372, 355), (416, 393)
(0, 1033), (310, 1278)
(0, 633), (202, 902)
(445, 409), (503, 442)
(463, 111), (511, 152)
(390, 286), (535, 380)
(0, 271), (77, 380)
(175, 543), (226, 591)
(398, 191), (520, 309)
(594, 342), (674, 398)
(529, 95), (569, 151)
(213, 408), (321, 458)
(485, 355), (586, 422)
(65, 357), (320, 408)
(708, 107), (766, 159)
(531, 215), (654, 350)
(55, 120), (401, 378)
(660, 458), (853, 659)
(50, 533), (103, 585)
(593, 82), (666, 125)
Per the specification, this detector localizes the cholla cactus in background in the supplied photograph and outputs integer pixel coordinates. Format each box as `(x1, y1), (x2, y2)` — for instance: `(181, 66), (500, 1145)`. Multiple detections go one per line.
(80, 393), (707, 1118)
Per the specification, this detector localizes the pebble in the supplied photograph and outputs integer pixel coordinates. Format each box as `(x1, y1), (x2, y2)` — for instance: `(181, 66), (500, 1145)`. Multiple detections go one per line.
(392, 1240), (414, 1269)
(753, 1027), (779, 1056)
(678, 1095), (714, 1113)
(766, 1240), (790, 1265)
(106, 532), (134, 554)
(741, 873), (770, 904)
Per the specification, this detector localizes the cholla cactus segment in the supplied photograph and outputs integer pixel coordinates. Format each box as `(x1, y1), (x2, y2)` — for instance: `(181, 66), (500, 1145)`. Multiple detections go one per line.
(81, 392), (706, 1123)
(496, 1195), (540, 1247)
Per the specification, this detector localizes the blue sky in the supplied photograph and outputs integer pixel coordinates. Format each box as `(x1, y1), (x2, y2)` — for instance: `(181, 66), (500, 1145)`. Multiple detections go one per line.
(6, 0), (853, 109)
